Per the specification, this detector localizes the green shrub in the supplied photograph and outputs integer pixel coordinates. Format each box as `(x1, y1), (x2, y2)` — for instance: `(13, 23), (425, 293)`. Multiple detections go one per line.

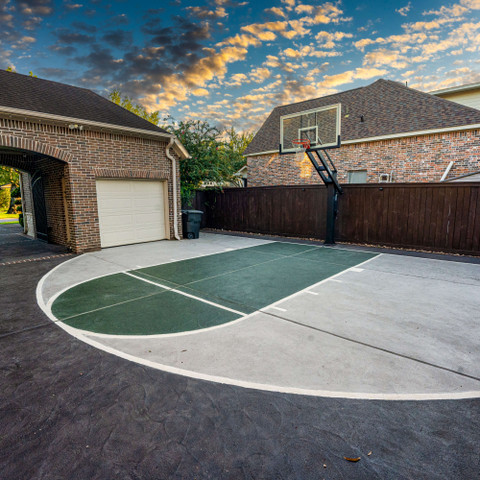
(0, 189), (9, 212)
(19, 213), (24, 227)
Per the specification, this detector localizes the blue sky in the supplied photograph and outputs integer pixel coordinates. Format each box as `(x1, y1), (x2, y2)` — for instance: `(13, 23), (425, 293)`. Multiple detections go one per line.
(2, 0), (480, 131)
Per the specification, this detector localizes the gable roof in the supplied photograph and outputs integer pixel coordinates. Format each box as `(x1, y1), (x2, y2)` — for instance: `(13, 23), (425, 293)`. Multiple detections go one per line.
(0, 69), (168, 135)
(244, 79), (480, 156)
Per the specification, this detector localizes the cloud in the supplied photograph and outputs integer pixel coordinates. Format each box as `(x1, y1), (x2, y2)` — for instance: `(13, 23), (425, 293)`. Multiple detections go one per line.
(49, 44), (77, 56)
(65, 3), (82, 10)
(17, 0), (52, 16)
(187, 5), (227, 18)
(54, 28), (94, 44)
(226, 72), (247, 86)
(216, 33), (261, 48)
(250, 67), (271, 82)
(460, 0), (480, 9)
(102, 30), (133, 48)
(396, 2), (411, 16)
(363, 48), (409, 69)
(282, 45), (342, 58)
(264, 7), (286, 18)
(282, 0), (295, 10)
(321, 66), (387, 88)
(72, 21), (97, 33)
(316, 30), (353, 48)
(423, 4), (468, 18)
(108, 13), (129, 26)
(191, 88), (210, 96)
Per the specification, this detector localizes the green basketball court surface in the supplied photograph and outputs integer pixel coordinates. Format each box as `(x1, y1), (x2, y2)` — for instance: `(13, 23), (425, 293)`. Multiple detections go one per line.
(51, 242), (376, 335)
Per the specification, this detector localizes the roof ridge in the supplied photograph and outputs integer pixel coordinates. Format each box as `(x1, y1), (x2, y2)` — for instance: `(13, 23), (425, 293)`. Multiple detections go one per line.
(1, 69), (94, 94)
(275, 83), (369, 111)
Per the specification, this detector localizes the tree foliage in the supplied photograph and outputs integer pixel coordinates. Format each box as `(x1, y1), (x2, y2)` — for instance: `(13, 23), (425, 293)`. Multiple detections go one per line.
(6, 66), (37, 77)
(0, 167), (20, 213)
(222, 127), (255, 173)
(165, 119), (240, 204)
(0, 166), (19, 187)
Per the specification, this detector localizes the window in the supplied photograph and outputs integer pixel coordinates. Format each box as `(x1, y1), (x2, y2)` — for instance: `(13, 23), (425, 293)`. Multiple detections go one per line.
(348, 170), (367, 184)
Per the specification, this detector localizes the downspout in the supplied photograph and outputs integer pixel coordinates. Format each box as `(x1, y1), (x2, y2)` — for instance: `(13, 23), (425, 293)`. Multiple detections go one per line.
(166, 137), (181, 240)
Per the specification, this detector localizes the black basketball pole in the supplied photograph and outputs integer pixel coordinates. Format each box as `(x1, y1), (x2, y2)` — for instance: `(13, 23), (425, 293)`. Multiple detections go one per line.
(305, 148), (342, 245)
(325, 182), (337, 245)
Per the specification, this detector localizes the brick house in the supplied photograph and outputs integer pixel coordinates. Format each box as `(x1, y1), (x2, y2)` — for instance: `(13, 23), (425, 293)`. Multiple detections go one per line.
(244, 79), (480, 186)
(0, 70), (188, 253)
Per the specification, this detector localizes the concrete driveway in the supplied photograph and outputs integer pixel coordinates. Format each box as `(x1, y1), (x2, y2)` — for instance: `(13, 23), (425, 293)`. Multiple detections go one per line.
(2, 225), (480, 479)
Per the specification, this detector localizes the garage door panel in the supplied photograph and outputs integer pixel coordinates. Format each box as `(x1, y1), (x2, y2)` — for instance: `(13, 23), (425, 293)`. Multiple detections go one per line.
(96, 180), (167, 248)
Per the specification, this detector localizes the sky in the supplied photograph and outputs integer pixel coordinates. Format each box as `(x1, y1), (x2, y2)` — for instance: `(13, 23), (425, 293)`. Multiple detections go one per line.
(2, 0), (480, 132)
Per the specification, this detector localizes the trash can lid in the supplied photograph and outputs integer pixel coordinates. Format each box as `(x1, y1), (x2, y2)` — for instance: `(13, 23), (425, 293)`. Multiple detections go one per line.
(181, 209), (204, 214)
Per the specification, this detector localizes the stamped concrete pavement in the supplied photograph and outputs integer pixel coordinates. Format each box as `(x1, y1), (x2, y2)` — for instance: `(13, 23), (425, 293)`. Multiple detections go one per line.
(1, 225), (480, 479)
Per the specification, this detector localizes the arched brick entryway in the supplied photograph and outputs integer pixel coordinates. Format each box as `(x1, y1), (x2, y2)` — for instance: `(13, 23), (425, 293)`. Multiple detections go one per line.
(0, 139), (72, 247)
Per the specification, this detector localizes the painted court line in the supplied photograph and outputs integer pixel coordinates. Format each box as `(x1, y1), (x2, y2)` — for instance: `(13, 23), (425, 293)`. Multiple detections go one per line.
(52, 322), (480, 402)
(124, 271), (247, 316)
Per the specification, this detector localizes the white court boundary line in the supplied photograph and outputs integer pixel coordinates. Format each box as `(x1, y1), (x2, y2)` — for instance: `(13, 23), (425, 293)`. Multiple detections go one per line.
(124, 271), (246, 316)
(36, 242), (480, 401)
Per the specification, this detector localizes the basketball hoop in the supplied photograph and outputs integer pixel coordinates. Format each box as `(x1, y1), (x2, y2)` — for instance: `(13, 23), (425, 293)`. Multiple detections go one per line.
(292, 138), (311, 150)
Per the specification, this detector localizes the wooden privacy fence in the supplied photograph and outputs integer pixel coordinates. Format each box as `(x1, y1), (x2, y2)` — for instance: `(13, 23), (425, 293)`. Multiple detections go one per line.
(193, 183), (480, 255)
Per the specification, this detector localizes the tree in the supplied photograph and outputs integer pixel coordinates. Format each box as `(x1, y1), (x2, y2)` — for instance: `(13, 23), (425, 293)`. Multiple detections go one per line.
(166, 119), (237, 204)
(109, 90), (161, 125)
(0, 167), (20, 214)
(222, 127), (255, 173)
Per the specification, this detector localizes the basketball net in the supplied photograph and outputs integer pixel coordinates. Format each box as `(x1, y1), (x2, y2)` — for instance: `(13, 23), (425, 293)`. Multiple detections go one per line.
(292, 138), (310, 164)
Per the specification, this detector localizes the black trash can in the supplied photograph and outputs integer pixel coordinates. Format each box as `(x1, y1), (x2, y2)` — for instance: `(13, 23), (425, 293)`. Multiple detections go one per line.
(181, 210), (203, 239)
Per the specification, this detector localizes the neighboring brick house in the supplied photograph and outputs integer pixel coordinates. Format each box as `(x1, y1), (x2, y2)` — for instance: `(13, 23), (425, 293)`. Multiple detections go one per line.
(244, 79), (480, 186)
(0, 70), (188, 253)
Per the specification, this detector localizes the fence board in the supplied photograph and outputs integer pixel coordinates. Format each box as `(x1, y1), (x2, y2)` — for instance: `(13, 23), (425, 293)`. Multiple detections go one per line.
(194, 183), (480, 255)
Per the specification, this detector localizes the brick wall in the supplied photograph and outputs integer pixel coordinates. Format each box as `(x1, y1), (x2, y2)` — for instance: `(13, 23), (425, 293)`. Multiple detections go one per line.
(247, 129), (480, 186)
(0, 117), (182, 252)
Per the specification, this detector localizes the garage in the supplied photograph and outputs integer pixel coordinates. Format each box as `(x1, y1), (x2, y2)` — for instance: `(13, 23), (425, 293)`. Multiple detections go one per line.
(0, 69), (189, 252)
(96, 179), (169, 248)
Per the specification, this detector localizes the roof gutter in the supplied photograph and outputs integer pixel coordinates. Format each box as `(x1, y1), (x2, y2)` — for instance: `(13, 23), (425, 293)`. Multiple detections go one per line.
(0, 105), (190, 159)
(245, 123), (480, 157)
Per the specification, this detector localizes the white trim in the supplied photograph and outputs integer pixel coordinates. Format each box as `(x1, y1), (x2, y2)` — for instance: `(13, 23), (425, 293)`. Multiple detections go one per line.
(430, 82), (480, 96)
(0, 105), (189, 159)
(246, 123), (480, 157)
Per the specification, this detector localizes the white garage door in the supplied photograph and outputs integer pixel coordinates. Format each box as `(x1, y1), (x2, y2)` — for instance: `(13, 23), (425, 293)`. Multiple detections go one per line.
(96, 179), (168, 248)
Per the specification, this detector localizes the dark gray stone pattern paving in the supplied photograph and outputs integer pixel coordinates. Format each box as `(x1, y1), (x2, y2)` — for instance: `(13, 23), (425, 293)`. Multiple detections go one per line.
(1, 226), (479, 479)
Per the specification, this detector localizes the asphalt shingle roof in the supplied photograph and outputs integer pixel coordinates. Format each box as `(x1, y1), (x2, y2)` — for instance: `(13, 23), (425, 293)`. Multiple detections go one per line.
(244, 79), (480, 156)
(0, 69), (168, 134)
